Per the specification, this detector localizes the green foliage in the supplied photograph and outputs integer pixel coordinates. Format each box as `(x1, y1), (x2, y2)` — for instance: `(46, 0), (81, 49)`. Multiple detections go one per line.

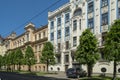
(25, 46), (36, 71)
(15, 48), (24, 65)
(0, 55), (3, 68)
(75, 29), (99, 77)
(2, 53), (7, 66)
(40, 41), (55, 72)
(104, 19), (120, 79)
(76, 29), (99, 64)
(104, 19), (120, 61)
(40, 41), (55, 65)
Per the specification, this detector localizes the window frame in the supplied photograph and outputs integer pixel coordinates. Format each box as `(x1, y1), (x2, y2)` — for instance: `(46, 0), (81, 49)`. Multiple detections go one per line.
(73, 20), (77, 31)
(50, 21), (54, 29)
(57, 30), (61, 39)
(88, 18), (94, 29)
(101, 0), (108, 7)
(57, 17), (61, 26)
(101, 12), (108, 26)
(65, 27), (70, 37)
(73, 36), (77, 47)
(65, 13), (70, 23)
(119, 8), (120, 19)
(88, 2), (94, 13)
(50, 32), (54, 41)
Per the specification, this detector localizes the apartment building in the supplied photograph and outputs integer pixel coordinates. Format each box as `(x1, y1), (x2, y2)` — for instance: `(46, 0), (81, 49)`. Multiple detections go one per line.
(5, 23), (48, 72)
(48, 0), (120, 74)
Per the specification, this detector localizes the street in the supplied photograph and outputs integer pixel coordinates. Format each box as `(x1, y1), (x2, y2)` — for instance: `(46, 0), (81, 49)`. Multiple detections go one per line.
(0, 71), (69, 80)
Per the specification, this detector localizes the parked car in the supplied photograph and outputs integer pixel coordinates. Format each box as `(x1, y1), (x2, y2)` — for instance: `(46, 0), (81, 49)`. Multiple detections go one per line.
(66, 68), (87, 78)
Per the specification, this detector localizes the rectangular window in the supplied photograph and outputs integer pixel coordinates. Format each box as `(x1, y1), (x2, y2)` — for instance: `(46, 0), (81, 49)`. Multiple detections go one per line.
(73, 36), (77, 47)
(88, 18), (94, 29)
(43, 31), (45, 38)
(35, 34), (37, 41)
(119, 8), (120, 19)
(101, 0), (108, 7)
(50, 21), (54, 29)
(65, 13), (70, 23)
(73, 20), (77, 31)
(79, 19), (81, 30)
(58, 43), (61, 50)
(57, 30), (61, 39)
(65, 55), (69, 63)
(26, 33), (29, 42)
(50, 32), (54, 41)
(39, 33), (41, 39)
(56, 56), (61, 63)
(66, 41), (69, 50)
(65, 27), (69, 37)
(88, 2), (94, 13)
(57, 17), (61, 26)
(102, 12), (108, 25)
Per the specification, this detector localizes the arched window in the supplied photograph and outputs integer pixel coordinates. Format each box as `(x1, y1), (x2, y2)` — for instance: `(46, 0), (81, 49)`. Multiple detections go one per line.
(74, 8), (82, 16)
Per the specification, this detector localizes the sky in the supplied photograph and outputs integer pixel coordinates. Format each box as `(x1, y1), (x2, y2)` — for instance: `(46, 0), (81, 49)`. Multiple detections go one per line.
(0, 0), (69, 37)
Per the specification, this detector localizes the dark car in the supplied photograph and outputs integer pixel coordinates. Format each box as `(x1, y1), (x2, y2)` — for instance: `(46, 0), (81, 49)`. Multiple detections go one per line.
(66, 68), (87, 78)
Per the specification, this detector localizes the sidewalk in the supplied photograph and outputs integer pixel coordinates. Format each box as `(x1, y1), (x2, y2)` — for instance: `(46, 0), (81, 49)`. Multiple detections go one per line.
(43, 72), (78, 80)
(43, 72), (67, 79)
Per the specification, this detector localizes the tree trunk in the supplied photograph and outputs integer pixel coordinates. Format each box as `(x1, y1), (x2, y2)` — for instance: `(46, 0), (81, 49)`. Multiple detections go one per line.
(18, 63), (21, 71)
(87, 64), (93, 77)
(46, 60), (49, 72)
(13, 64), (15, 71)
(28, 65), (31, 72)
(112, 60), (117, 80)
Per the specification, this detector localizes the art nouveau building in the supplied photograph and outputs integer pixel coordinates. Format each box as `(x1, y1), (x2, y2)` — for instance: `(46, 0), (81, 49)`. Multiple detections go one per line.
(5, 23), (48, 72)
(48, 0), (120, 74)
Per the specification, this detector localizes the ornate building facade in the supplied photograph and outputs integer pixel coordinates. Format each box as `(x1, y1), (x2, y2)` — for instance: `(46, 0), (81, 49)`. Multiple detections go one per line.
(4, 23), (48, 72)
(48, 0), (120, 74)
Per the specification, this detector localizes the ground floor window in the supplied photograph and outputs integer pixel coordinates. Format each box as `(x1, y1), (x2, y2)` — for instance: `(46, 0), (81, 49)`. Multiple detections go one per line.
(65, 55), (69, 63)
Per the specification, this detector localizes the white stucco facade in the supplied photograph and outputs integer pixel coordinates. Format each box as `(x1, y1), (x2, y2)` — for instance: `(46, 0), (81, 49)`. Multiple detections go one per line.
(48, 0), (120, 75)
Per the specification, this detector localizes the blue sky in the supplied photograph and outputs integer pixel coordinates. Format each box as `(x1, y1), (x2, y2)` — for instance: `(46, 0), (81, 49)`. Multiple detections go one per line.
(0, 0), (69, 37)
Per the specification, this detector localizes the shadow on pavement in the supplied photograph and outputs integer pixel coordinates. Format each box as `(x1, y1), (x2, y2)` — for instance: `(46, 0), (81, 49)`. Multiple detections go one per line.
(0, 71), (69, 80)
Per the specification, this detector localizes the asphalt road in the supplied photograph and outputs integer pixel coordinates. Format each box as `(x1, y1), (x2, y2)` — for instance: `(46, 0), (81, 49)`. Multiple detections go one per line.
(0, 71), (69, 80)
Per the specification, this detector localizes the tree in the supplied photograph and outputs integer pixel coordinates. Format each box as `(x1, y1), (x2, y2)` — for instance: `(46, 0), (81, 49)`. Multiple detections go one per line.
(10, 51), (16, 71)
(5, 52), (12, 71)
(25, 46), (36, 72)
(6, 51), (16, 71)
(104, 19), (120, 80)
(15, 48), (24, 71)
(7, 51), (15, 71)
(40, 41), (55, 72)
(2, 53), (8, 71)
(75, 29), (99, 77)
(0, 55), (3, 70)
